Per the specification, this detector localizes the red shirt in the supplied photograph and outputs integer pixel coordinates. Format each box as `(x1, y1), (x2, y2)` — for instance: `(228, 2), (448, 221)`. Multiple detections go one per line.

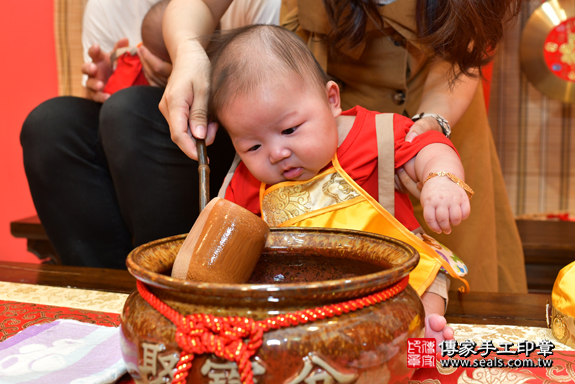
(103, 52), (149, 95)
(225, 106), (457, 230)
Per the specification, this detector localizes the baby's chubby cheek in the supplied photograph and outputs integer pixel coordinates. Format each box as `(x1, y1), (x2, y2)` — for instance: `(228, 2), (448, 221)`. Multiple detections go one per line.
(241, 159), (282, 185)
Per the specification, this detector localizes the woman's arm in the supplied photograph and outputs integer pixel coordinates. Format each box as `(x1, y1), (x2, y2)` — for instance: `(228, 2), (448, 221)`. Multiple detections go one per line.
(160, 0), (233, 160)
(406, 60), (480, 141)
(397, 60), (479, 196)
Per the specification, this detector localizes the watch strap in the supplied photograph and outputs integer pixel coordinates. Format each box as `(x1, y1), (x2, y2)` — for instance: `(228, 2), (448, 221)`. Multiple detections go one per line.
(411, 113), (451, 138)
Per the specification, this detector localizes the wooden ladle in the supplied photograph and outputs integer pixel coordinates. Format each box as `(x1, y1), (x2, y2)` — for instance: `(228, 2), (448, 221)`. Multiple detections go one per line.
(171, 139), (270, 283)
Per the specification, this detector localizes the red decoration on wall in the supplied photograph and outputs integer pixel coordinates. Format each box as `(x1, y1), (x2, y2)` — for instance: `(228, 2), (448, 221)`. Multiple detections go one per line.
(543, 17), (575, 82)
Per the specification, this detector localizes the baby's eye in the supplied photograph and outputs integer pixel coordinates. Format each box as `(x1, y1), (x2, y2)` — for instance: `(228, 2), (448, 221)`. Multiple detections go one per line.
(282, 127), (297, 135)
(247, 144), (261, 152)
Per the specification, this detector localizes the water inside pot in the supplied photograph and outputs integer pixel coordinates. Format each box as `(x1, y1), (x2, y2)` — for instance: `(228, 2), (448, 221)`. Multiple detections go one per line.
(247, 253), (390, 284)
(128, 228), (417, 304)
(161, 252), (389, 283)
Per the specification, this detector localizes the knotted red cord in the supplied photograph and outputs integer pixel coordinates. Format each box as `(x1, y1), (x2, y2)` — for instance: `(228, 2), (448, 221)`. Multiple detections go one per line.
(137, 276), (409, 384)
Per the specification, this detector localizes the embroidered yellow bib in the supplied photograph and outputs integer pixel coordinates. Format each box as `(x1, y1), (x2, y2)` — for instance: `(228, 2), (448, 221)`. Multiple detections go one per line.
(259, 155), (470, 295)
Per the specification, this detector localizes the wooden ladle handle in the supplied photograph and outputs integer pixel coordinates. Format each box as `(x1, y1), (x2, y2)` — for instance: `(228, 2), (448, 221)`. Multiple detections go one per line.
(196, 139), (210, 212)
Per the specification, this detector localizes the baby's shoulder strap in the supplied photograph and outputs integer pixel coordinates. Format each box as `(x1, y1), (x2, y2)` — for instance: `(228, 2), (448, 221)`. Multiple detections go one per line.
(217, 153), (243, 199)
(374, 113), (395, 215)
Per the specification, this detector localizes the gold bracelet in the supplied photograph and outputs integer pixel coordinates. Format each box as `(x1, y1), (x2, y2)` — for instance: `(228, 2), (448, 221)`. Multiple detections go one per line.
(423, 171), (474, 199)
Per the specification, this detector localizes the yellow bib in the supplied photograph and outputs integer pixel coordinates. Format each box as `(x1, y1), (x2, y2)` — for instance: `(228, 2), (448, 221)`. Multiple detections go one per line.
(260, 155), (470, 296)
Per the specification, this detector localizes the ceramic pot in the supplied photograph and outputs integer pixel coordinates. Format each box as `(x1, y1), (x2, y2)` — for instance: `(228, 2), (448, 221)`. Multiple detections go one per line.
(121, 227), (424, 384)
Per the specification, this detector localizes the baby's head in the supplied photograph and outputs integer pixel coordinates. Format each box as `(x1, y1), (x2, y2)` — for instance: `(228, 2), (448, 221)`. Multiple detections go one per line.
(141, 0), (171, 63)
(207, 25), (342, 185)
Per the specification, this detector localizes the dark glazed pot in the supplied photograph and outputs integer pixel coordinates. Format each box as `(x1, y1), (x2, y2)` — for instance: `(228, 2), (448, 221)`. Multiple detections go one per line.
(121, 228), (424, 384)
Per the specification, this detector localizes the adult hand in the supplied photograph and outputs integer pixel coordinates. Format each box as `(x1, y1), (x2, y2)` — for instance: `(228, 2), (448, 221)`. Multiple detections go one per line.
(138, 45), (172, 88)
(159, 46), (218, 161)
(405, 116), (442, 142)
(396, 167), (421, 199)
(82, 38), (129, 103)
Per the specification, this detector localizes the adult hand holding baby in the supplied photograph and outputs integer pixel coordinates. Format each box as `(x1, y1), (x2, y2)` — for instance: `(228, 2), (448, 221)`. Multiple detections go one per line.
(404, 116), (444, 143)
(138, 45), (172, 88)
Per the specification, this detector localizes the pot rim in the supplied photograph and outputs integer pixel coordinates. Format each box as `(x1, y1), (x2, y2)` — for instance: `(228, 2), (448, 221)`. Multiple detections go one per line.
(126, 227), (419, 299)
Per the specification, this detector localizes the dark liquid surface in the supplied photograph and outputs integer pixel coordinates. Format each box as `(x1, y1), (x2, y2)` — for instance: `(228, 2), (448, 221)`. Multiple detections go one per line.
(247, 254), (388, 284)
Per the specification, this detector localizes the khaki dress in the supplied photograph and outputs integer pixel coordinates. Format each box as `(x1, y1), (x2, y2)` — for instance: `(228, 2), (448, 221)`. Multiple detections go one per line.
(281, 0), (527, 293)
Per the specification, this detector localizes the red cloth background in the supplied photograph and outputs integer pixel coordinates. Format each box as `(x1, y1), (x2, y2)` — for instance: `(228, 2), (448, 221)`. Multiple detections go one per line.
(3, 299), (573, 383)
(410, 351), (575, 383)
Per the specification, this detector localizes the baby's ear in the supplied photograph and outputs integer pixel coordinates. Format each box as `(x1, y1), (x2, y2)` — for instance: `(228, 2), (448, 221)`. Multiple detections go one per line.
(326, 81), (342, 117)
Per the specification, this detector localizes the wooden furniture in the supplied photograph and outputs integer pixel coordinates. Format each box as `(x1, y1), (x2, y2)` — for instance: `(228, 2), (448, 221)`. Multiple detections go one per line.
(8, 215), (575, 293)
(516, 219), (575, 293)
(9, 215), (575, 292)
(0, 261), (134, 293)
(10, 216), (60, 264)
(0, 261), (550, 328)
(54, 0), (87, 97)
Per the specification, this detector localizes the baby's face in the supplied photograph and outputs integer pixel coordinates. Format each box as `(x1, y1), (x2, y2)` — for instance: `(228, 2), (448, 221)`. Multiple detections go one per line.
(220, 76), (341, 185)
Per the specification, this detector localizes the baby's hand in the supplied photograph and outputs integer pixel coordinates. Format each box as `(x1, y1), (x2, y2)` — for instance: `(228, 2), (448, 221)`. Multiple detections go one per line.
(419, 176), (470, 234)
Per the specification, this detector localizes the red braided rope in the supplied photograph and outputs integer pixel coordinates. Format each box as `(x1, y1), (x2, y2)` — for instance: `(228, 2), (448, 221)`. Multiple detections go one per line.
(137, 276), (409, 384)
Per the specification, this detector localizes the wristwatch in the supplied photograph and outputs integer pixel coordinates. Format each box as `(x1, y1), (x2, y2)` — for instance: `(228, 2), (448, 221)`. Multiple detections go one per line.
(411, 113), (451, 139)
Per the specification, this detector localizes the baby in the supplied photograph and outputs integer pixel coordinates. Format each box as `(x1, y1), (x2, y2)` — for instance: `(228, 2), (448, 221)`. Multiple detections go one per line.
(207, 25), (472, 343)
(140, 0), (171, 63)
(104, 0), (171, 94)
